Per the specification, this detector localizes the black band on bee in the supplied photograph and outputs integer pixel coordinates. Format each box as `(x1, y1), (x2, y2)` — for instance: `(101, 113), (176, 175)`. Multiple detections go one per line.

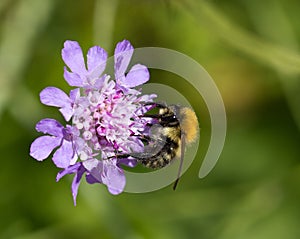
(141, 102), (181, 128)
(140, 135), (180, 168)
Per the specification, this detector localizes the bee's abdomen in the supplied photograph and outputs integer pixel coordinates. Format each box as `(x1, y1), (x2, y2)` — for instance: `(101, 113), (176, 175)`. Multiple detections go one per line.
(142, 132), (181, 169)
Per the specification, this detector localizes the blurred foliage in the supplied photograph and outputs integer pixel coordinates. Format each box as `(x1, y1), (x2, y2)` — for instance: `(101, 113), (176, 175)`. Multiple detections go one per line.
(1, 0), (300, 238)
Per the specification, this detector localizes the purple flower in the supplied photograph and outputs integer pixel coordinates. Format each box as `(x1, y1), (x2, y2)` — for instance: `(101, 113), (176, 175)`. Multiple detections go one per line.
(62, 40), (108, 88)
(114, 40), (150, 88)
(56, 162), (86, 206)
(30, 119), (78, 168)
(30, 39), (156, 205)
(83, 158), (126, 195)
(40, 87), (79, 121)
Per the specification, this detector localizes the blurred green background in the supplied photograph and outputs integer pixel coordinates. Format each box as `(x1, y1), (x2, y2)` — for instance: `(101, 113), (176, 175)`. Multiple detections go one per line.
(1, 0), (300, 238)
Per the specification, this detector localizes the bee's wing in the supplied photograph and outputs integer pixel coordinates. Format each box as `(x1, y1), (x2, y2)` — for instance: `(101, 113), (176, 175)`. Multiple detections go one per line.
(173, 134), (185, 190)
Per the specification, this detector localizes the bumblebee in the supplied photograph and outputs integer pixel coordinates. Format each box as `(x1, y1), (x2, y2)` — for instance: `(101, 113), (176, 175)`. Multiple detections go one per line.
(129, 102), (199, 189)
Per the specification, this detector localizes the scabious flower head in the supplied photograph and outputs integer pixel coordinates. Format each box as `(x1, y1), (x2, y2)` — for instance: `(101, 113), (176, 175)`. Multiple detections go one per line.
(30, 40), (156, 205)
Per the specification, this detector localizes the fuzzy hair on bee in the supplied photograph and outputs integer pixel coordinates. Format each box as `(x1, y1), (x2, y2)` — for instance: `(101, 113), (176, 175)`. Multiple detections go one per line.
(121, 102), (199, 190)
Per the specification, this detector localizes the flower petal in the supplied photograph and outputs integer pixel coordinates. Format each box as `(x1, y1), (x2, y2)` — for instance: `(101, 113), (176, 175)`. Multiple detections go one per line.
(127, 139), (144, 153)
(62, 89), (79, 121)
(87, 46), (107, 77)
(82, 158), (100, 171)
(114, 40), (134, 78)
(35, 118), (63, 137)
(40, 87), (71, 107)
(62, 40), (87, 77)
(56, 162), (82, 181)
(30, 136), (61, 161)
(122, 64), (150, 88)
(71, 164), (86, 206)
(64, 68), (84, 87)
(117, 157), (138, 168)
(137, 93), (157, 103)
(101, 160), (126, 195)
(69, 88), (80, 102)
(86, 173), (100, 184)
(52, 140), (74, 168)
(40, 87), (73, 121)
(83, 158), (103, 183)
(59, 109), (73, 122)
(91, 74), (107, 90)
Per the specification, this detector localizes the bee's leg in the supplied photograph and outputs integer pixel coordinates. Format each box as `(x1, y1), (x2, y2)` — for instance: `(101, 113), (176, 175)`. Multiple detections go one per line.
(139, 102), (168, 120)
(131, 134), (152, 142)
(107, 153), (131, 160)
(173, 134), (186, 190)
(139, 114), (161, 119)
(107, 152), (153, 160)
(143, 102), (167, 108)
(130, 151), (157, 159)
(141, 114), (178, 127)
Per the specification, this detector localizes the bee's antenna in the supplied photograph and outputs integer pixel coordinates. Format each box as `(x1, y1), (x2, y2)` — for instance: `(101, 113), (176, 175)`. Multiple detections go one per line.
(173, 134), (185, 190)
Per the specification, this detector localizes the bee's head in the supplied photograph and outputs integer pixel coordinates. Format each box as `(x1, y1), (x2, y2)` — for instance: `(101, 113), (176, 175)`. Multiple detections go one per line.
(169, 105), (197, 126)
(168, 105), (181, 119)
